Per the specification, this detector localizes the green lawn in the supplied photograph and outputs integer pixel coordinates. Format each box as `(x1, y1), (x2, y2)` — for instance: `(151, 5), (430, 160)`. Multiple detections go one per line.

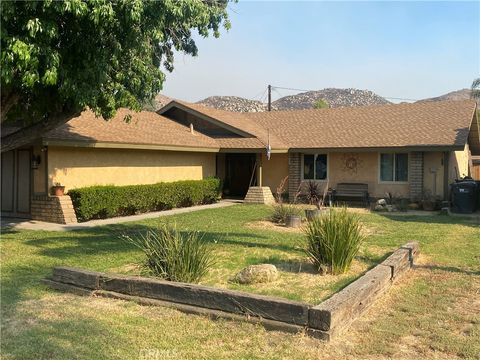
(1, 205), (479, 359)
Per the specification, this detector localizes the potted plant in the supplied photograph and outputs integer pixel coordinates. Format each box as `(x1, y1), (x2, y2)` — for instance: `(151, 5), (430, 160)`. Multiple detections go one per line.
(304, 181), (328, 221)
(51, 183), (65, 196)
(285, 213), (302, 228)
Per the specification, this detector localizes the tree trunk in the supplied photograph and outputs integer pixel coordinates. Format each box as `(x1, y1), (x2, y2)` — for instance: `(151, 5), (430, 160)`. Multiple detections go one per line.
(0, 93), (20, 123)
(1, 111), (80, 152)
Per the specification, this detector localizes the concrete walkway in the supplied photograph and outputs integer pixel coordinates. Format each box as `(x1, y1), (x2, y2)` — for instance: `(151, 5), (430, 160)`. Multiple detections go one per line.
(1, 200), (240, 232)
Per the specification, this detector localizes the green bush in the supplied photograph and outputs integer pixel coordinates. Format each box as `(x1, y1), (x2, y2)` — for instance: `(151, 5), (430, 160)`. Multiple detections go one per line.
(68, 178), (221, 222)
(303, 207), (365, 275)
(270, 203), (303, 224)
(121, 224), (214, 283)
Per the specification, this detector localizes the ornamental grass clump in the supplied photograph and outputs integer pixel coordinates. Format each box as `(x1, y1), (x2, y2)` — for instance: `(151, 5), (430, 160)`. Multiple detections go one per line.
(270, 204), (302, 224)
(303, 207), (365, 275)
(121, 224), (214, 283)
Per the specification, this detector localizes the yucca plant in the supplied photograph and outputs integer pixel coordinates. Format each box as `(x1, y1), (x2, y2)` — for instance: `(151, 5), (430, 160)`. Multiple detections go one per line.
(121, 224), (214, 283)
(303, 207), (365, 275)
(271, 203), (302, 224)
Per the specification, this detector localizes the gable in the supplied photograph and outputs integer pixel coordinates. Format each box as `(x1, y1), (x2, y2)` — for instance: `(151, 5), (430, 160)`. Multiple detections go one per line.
(158, 101), (255, 138)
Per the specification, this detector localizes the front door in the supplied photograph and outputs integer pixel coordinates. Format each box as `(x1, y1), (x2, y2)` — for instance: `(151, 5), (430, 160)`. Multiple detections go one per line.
(224, 154), (256, 198)
(1, 149), (31, 218)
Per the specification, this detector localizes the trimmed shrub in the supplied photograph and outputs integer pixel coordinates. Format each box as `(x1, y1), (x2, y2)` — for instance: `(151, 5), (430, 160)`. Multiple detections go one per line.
(68, 178), (221, 222)
(303, 207), (365, 275)
(270, 203), (303, 224)
(121, 224), (214, 283)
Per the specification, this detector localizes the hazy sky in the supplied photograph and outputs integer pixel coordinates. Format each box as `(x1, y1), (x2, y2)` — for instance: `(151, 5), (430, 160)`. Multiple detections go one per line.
(161, 1), (480, 103)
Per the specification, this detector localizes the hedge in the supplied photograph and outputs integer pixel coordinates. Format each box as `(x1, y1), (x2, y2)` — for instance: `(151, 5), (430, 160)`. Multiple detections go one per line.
(68, 178), (221, 222)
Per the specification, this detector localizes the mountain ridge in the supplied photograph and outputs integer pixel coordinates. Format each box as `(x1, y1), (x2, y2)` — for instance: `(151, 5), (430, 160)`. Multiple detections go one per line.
(151, 88), (476, 112)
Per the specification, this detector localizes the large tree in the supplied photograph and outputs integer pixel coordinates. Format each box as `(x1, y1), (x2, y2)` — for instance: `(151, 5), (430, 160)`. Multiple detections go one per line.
(1, 0), (230, 152)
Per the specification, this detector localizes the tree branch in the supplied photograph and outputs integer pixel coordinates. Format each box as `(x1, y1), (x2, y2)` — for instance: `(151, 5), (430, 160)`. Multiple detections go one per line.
(1, 110), (81, 152)
(1, 92), (20, 123)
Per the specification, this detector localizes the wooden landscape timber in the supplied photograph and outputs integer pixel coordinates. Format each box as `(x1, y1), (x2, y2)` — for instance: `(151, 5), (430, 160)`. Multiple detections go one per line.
(43, 241), (419, 341)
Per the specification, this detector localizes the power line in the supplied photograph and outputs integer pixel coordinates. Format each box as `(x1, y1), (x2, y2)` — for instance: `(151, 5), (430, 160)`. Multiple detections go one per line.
(252, 88), (267, 102)
(269, 84), (420, 102)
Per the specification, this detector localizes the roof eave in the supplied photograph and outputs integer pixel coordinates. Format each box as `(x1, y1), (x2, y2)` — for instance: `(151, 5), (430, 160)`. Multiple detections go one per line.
(42, 139), (220, 153)
(289, 145), (466, 153)
(218, 148), (288, 153)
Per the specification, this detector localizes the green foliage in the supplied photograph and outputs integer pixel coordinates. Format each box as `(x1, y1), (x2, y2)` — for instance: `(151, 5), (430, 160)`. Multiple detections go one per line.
(1, 1), (230, 123)
(303, 207), (365, 274)
(68, 178), (221, 222)
(270, 203), (302, 224)
(313, 99), (329, 109)
(471, 77), (480, 100)
(121, 224), (214, 283)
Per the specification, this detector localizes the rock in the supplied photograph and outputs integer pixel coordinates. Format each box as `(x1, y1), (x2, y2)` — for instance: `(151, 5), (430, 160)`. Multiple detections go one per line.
(197, 96), (271, 112)
(377, 199), (387, 206)
(317, 263), (330, 275)
(234, 264), (278, 284)
(386, 205), (395, 212)
(374, 205), (385, 212)
(272, 88), (391, 110)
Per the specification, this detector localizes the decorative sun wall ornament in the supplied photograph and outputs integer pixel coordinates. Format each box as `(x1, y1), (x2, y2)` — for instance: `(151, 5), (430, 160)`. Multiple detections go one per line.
(342, 153), (363, 174)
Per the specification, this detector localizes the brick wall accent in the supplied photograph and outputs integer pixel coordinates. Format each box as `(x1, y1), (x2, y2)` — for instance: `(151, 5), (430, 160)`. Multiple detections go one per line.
(288, 152), (301, 202)
(244, 186), (275, 204)
(409, 152), (424, 200)
(31, 195), (78, 224)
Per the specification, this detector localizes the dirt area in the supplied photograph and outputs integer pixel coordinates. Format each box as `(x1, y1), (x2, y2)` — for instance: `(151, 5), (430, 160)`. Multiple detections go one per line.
(246, 220), (379, 237)
(246, 220), (303, 233)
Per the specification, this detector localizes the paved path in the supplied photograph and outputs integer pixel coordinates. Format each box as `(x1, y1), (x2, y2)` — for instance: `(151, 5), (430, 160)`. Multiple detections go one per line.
(1, 201), (240, 232)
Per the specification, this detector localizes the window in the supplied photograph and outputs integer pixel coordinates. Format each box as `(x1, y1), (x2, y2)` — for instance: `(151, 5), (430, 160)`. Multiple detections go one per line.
(380, 153), (408, 182)
(303, 154), (327, 180)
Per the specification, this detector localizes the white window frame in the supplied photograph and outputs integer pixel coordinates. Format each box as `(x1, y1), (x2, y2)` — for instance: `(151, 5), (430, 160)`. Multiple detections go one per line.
(378, 152), (409, 184)
(301, 153), (329, 182)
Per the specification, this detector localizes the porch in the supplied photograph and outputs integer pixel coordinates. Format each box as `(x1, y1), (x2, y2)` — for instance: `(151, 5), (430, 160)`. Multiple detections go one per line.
(287, 150), (460, 203)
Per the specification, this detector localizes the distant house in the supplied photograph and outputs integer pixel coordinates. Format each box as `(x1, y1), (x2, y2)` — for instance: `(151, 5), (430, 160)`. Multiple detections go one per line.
(1, 99), (478, 223)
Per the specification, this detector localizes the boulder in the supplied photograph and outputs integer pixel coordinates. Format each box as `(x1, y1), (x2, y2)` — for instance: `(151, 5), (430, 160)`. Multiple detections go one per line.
(374, 204), (386, 212)
(377, 199), (387, 206)
(234, 264), (278, 284)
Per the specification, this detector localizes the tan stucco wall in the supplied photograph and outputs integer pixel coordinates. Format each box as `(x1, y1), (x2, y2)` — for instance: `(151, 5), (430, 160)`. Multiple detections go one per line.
(449, 144), (470, 183)
(305, 152), (410, 198)
(261, 153), (289, 194)
(423, 152), (444, 198)
(47, 147), (216, 191)
(32, 146), (47, 194)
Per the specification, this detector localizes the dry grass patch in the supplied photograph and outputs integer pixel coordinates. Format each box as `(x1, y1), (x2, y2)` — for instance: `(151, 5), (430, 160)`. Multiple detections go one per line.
(246, 220), (303, 233)
(247, 219), (380, 237)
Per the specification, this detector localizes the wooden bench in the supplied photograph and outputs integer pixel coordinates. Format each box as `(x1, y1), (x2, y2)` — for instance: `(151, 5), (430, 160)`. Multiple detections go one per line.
(330, 183), (370, 207)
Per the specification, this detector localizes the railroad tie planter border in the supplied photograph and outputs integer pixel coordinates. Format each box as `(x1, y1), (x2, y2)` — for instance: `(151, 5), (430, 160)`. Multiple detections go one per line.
(43, 241), (419, 341)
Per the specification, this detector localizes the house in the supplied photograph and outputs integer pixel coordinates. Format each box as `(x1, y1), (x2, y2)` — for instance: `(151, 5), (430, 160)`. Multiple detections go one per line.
(1, 99), (478, 223)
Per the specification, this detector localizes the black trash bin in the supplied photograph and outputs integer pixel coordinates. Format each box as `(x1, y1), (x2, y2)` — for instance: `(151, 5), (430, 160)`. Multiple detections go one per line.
(476, 181), (480, 209)
(451, 181), (478, 214)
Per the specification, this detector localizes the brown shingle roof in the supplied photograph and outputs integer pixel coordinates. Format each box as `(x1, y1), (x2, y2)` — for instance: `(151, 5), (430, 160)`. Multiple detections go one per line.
(44, 109), (219, 150)
(40, 99), (477, 152)
(243, 100), (477, 150)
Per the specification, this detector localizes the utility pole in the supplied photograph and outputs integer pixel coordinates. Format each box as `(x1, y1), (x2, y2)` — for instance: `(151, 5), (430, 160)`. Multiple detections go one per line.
(267, 84), (272, 111)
